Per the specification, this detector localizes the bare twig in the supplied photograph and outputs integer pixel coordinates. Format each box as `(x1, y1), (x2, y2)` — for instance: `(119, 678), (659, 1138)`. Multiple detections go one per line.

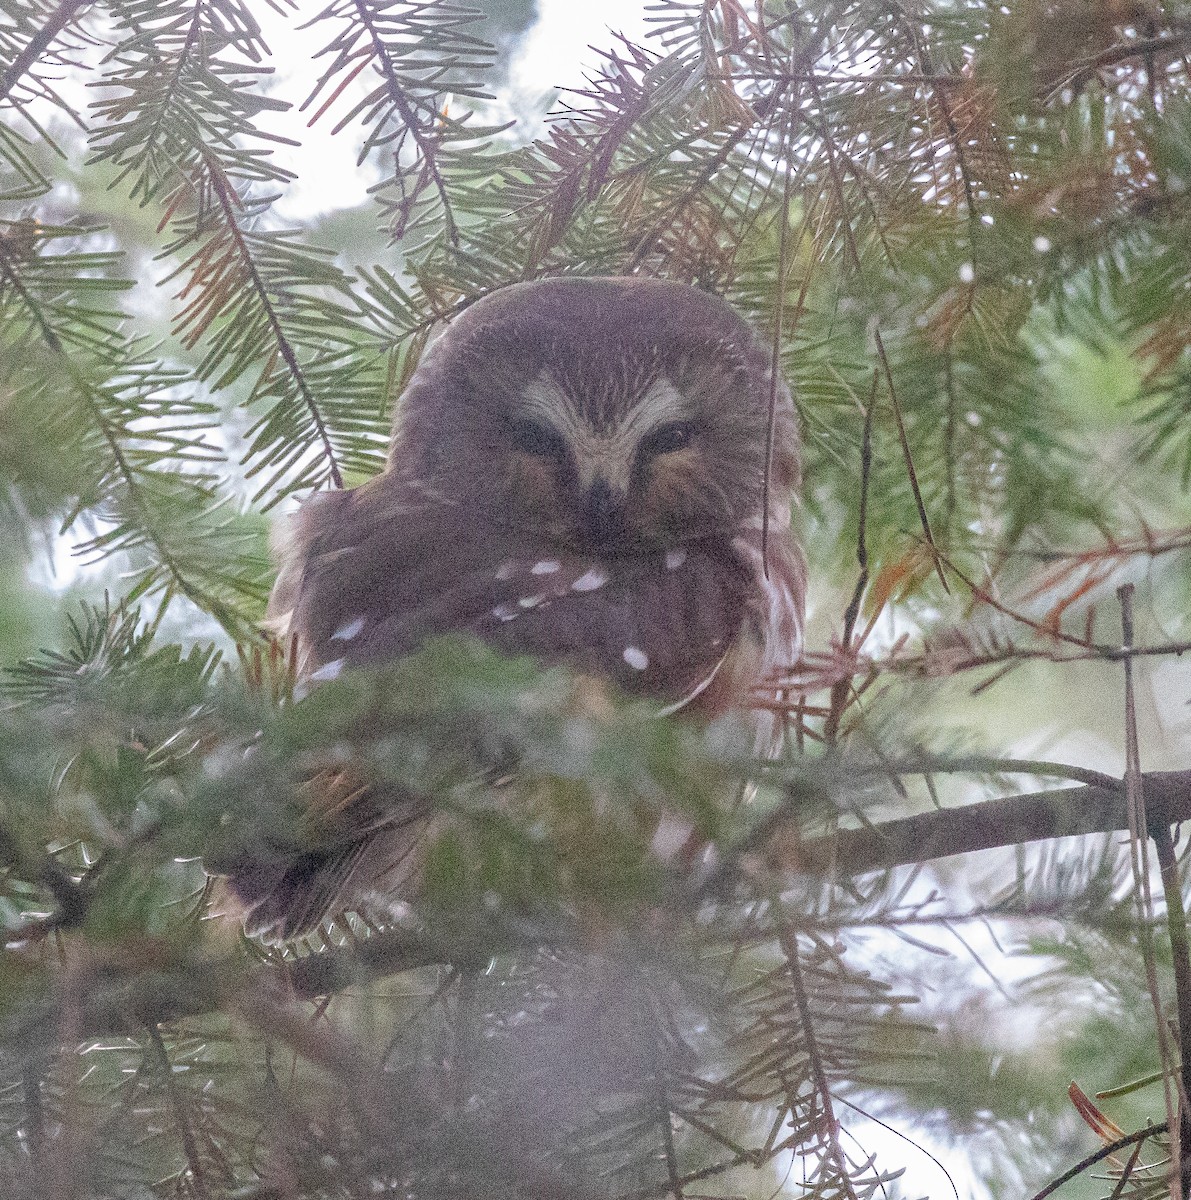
(823, 372), (876, 745)
(1154, 817), (1191, 1195)
(1029, 1122), (1169, 1200)
(1119, 585), (1183, 1200)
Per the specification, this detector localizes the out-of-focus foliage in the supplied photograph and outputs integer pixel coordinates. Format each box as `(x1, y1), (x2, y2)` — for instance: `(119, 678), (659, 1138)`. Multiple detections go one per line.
(4, 1), (1191, 1197)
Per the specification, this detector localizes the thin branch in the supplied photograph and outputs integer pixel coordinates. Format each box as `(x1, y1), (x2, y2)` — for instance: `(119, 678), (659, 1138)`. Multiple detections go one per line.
(350, 0), (458, 245)
(873, 325), (948, 592)
(1107, 1139), (1148, 1200)
(1029, 1123), (1169, 1200)
(823, 372), (876, 744)
(761, 143), (793, 578)
(1052, 31), (1191, 98)
(780, 635), (1191, 698)
(771, 769), (1191, 878)
(1153, 817), (1191, 1195)
(1120, 584), (1182, 1200)
(148, 1025), (211, 1200)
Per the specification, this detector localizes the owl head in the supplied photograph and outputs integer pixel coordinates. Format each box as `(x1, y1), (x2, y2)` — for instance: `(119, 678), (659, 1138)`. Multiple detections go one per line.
(387, 277), (798, 552)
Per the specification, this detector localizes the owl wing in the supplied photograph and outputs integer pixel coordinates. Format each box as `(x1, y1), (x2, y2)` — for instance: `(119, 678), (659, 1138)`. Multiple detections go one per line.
(233, 479), (802, 938)
(270, 476), (762, 711)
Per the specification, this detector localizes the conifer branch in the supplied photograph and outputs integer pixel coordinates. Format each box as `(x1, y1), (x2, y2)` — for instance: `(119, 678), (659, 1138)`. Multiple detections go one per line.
(350, 0), (458, 245)
(203, 154), (344, 490)
(773, 914), (859, 1199)
(0, 0), (90, 105)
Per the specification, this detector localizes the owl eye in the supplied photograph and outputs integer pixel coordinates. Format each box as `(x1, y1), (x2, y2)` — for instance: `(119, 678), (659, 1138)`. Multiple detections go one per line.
(509, 417), (570, 460)
(639, 421), (694, 459)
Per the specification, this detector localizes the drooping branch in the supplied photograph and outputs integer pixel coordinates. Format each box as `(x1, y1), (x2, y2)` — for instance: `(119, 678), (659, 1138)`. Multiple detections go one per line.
(202, 157), (345, 491)
(350, 0), (458, 245)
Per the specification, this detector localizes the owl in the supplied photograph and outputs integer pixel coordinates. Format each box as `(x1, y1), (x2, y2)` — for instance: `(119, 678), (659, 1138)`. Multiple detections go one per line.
(227, 277), (805, 939)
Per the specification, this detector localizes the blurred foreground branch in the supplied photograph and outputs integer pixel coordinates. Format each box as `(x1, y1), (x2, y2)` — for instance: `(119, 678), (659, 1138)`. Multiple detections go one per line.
(13, 768), (1191, 1048)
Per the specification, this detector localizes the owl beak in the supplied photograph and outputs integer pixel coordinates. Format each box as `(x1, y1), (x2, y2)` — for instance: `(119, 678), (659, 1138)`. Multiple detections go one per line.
(580, 476), (627, 545)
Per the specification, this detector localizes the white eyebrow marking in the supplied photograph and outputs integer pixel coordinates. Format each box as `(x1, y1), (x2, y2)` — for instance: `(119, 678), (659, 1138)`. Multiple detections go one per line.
(572, 567), (609, 592)
(517, 371), (693, 493)
(330, 616), (365, 641)
(622, 646), (649, 671)
(617, 376), (689, 439)
(531, 559), (561, 575)
(665, 547), (687, 571)
(309, 658), (344, 682)
(518, 594), (544, 609)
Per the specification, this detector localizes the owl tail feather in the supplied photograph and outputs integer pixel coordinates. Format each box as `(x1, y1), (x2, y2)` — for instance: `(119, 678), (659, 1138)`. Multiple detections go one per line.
(220, 797), (434, 943)
(226, 839), (374, 942)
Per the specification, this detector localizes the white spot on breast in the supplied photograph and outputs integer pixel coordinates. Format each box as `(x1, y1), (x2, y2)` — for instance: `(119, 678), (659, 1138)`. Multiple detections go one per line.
(572, 567), (609, 592)
(622, 646), (649, 671)
(494, 560), (519, 580)
(664, 547), (687, 571)
(309, 658), (344, 682)
(492, 602), (518, 622)
(330, 616), (365, 641)
(518, 594), (544, 609)
(530, 559), (561, 575)
(650, 814), (695, 862)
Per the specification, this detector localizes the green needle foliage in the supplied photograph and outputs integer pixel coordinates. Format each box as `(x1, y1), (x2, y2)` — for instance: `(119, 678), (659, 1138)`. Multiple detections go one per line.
(4, 2), (1191, 1197)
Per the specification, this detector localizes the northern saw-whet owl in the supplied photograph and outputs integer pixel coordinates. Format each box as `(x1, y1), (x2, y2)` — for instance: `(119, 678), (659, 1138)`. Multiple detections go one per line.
(227, 277), (806, 939)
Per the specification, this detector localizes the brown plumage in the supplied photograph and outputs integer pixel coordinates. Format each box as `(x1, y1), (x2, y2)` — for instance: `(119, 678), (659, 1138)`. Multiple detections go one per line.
(225, 277), (805, 939)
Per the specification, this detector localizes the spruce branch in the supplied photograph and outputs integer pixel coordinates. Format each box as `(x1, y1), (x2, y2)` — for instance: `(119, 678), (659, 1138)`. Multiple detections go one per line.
(772, 910), (859, 1199)
(0, 222), (269, 628)
(201, 154), (344, 490)
(0, 0), (91, 106)
(301, 0), (502, 245)
(22, 769), (1191, 1035)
